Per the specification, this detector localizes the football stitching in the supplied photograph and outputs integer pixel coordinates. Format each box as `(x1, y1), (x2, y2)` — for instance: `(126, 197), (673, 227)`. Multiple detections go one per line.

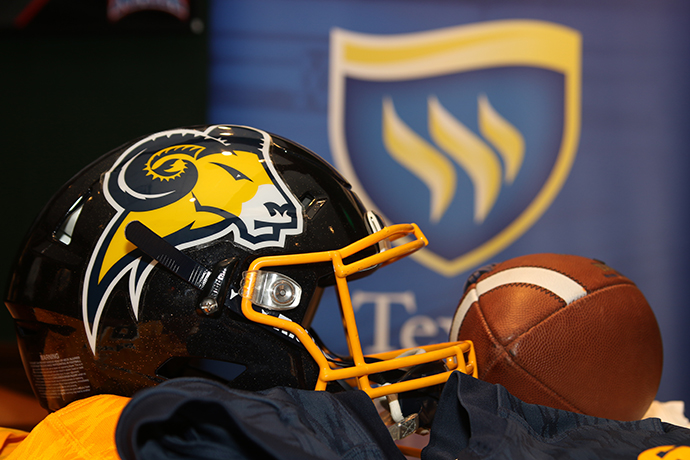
(472, 301), (511, 380)
(485, 283), (566, 349)
(475, 299), (581, 413)
(502, 288), (614, 413)
(477, 282), (586, 413)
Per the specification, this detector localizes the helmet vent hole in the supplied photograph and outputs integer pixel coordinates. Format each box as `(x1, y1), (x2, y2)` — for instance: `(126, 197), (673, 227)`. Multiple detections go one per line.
(53, 195), (87, 245)
(300, 193), (327, 219)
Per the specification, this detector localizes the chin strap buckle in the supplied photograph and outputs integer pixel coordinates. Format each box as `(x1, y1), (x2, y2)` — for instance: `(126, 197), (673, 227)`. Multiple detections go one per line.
(387, 412), (419, 440)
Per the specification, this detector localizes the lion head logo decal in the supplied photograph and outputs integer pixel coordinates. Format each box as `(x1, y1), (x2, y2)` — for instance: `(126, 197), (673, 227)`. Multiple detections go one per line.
(82, 125), (303, 352)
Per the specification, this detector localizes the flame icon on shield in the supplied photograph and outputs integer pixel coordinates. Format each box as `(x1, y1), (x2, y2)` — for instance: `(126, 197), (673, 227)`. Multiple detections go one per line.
(329, 20), (581, 277)
(383, 94), (524, 225)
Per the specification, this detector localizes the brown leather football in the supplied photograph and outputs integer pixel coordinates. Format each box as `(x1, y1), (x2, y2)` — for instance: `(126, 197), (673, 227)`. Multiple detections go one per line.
(449, 253), (663, 421)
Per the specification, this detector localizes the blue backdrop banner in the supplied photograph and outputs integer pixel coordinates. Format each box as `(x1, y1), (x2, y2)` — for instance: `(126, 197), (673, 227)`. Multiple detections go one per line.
(207, 0), (690, 408)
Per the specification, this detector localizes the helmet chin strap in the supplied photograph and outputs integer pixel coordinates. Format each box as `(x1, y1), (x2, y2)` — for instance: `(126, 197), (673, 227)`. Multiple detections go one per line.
(125, 220), (244, 319)
(125, 220), (212, 291)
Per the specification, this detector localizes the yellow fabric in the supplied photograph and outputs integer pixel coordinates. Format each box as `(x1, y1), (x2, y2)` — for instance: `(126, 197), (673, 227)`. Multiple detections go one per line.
(0, 428), (28, 460)
(0, 394), (130, 460)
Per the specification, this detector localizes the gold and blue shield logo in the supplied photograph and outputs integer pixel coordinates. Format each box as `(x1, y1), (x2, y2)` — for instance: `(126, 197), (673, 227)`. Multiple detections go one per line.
(329, 20), (581, 277)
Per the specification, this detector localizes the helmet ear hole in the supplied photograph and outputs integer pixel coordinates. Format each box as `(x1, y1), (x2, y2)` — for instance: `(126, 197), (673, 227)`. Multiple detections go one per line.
(157, 357), (247, 384)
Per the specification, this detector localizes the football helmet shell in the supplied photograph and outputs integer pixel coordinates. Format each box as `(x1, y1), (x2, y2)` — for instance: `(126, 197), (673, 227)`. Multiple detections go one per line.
(5, 125), (476, 413)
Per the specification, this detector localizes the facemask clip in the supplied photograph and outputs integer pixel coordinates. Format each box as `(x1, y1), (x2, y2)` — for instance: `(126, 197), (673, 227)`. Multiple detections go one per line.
(242, 270), (302, 311)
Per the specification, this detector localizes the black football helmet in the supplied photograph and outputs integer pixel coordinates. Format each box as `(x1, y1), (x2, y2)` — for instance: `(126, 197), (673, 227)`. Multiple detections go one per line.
(5, 125), (476, 423)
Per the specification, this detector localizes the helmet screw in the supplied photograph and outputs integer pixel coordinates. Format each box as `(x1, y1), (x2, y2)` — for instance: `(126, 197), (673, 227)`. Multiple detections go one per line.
(271, 280), (295, 306)
(199, 297), (219, 315)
